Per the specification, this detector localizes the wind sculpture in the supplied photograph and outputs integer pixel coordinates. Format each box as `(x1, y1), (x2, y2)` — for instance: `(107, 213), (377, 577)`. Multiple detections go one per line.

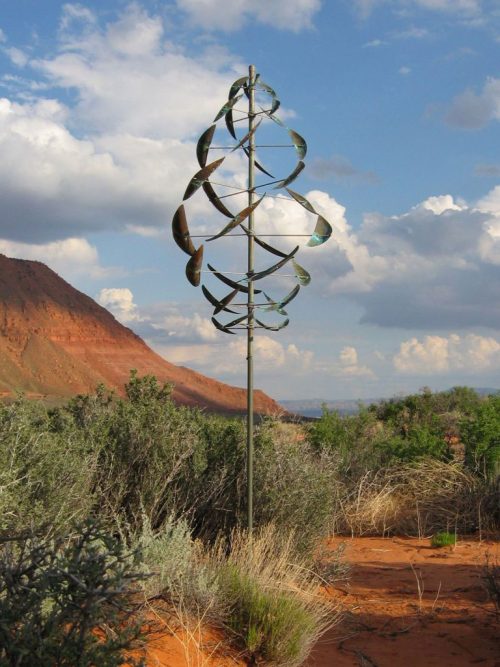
(172, 65), (332, 530)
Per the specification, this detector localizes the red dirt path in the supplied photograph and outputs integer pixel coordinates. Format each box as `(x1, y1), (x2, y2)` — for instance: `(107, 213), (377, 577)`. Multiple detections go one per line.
(307, 535), (499, 667)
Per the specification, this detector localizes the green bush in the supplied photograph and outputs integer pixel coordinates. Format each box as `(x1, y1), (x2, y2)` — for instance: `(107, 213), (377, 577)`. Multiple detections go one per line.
(430, 531), (457, 548)
(0, 521), (145, 666)
(218, 564), (316, 664)
(0, 398), (96, 533)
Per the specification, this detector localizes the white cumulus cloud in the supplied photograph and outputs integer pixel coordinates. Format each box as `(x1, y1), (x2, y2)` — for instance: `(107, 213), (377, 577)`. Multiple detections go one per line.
(175, 0), (322, 32)
(394, 333), (500, 373)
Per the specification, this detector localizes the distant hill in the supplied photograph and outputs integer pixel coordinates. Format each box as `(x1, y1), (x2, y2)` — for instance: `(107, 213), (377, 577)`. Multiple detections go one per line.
(0, 254), (283, 414)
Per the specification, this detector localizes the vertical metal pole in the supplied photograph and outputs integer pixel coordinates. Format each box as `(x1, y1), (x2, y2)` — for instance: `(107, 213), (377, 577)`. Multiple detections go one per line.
(247, 64), (256, 532)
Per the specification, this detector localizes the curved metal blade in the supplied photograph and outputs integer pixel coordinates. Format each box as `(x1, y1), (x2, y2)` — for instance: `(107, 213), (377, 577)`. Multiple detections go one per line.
(172, 204), (195, 256)
(288, 129), (307, 160)
(225, 313), (249, 328)
(250, 246), (299, 282)
(202, 181), (234, 219)
(242, 147), (274, 178)
(280, 284), (301, 307)
(196, 124), (216, 168)
(207, 263), (262, 294)
(186, 245), (204, 287)
(202, 285), (238, 314)
(285, 188), (317, 214)
(252, 234), (288, 258)
(229, 76), (248, 99)
(256, 78), (280, 115)
(225, 110), (237, 140)
(292, 258), (311, 286)
(183, 158), (225, 201)
(213, 94), (242, 122)
(206, 196), (264, 242)
(264, 109), (286, 127)
(212, 316), (236, 335)
(307, 215), (333, 247)
(231, 119), (262, 152)
(226, 78), (250, 139)
(275, 161), (305, 190)
(264, 285), (301, 314)
(256, 317), (289, 331)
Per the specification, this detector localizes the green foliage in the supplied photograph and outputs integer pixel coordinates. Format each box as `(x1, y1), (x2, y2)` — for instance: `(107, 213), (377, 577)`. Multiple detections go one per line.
(0, 397), (97, 533)
(430, 531), (457, 548)
(460, 396), (500, 478)
(218, 564), (316, 664)
(0, 521), (145, 666)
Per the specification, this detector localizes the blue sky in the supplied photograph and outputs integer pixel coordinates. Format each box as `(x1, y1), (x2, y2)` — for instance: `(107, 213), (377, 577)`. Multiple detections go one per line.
(1, 0), (500, 400)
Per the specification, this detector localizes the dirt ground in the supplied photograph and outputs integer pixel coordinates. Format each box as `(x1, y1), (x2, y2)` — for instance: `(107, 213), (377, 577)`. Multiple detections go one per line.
(139, 535), (499, 667)
(307, 535), (499, 667)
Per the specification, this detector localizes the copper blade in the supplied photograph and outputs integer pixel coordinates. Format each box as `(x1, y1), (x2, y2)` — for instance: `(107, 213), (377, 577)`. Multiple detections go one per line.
(255, 317), (289, 331)
(196, 124), (216, 168)
(201, 285), (238, 314)
(240, 225), (288, 258)
(207, 263), (262, 294)
(212, 316), (236, 335)
(250, 246), (299, 282)
(285, 188), (317, 214)
(205, 196), (264, 242)
(307, 215), (333, 247)
(292, 258), (311, 286)
(288, 129), (307, 160)
(213, 94), (242, 122)
(242, 146), (274, 178)
(229, 76), (248, 99)
(202, 181), (234, 219)
(172, 204), (195, 256)
(183, 157), (225, 201)
(186, 245), (204, 287)
(274, 161), (305, 190)
(231, 119), (262, 152)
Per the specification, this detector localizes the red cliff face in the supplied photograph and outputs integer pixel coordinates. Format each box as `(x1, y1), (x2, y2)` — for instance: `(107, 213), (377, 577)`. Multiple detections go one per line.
(0, 254), (283, 414)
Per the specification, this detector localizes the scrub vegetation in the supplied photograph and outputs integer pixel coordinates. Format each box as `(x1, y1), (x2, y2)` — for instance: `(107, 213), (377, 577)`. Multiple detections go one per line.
(0, 375), (498, 664)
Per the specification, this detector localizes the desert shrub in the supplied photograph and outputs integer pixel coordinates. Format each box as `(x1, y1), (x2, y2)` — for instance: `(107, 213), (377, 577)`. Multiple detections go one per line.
(211, 525), (338, 666)
(481, 556), (500, 615)
(0, 398), (97, 533)
(253, 420), (337, 552)
(132, 519), (340, 667)
(0, 521), (145, 666)
(332, 459), (485, 537)
(137, 514), (219, 613)
(460, 396), (500, 478)
(430, 531), (456, 548)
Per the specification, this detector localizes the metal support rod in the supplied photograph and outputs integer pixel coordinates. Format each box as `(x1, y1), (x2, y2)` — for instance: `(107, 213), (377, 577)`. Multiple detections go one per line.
(247, 64), (256, 533)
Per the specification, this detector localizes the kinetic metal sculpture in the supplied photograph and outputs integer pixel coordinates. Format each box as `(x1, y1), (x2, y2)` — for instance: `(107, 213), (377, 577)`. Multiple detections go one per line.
(172, 65), (332, 530)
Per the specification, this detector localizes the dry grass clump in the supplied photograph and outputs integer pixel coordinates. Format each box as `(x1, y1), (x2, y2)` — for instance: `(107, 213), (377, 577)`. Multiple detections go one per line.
(138, 522), (341, 666)
(211, 525), (340, 666)
(333, 459), (485, 537)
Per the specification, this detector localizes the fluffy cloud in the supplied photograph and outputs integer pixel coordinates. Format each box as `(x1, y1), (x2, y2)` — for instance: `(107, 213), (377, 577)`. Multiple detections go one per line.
(0, 4), (249, 243)
(175, 0), (322, 32)
(97, 288), (141, 322)
(445, 77), (500, 129)
(0, 237), (115, 279)
(394, 333), (500, 373)
(154, 335), (314, 378)
(320, 190), (500, 329)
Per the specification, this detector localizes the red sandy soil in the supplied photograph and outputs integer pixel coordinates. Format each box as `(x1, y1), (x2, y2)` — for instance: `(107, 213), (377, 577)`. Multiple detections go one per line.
(0, 254), (282, 414)
(307, 535), (499, 667)
(135, 536), (498, 667)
